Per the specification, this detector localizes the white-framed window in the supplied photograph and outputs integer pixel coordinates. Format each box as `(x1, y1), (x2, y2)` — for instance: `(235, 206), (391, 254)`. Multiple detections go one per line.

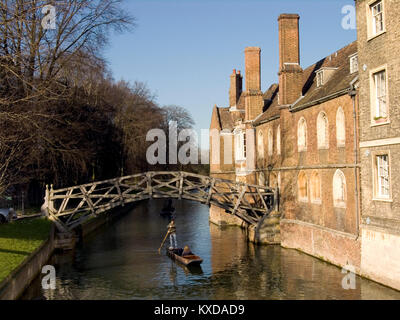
(257, 131), (264, 161)
(333, 170), (347, 208)
(235, 130), (246, 161)
(373, 69), (387, 120)
(268, 128), (273, 156)
(317, 111), (329, 149)
(316, 70), (324, 87)
(375, 154), (390, 199)
(276, 125), (281, 155)
(350, 54), (358, 74)
(336, 107), (346, 147)
(371, 0), (384, 36)
(297, 117), (307, 152)
(298, 171), (308, 202)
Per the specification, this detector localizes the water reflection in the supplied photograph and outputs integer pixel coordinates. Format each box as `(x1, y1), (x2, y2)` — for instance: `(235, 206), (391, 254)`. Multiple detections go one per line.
(22, 199), (400, 300)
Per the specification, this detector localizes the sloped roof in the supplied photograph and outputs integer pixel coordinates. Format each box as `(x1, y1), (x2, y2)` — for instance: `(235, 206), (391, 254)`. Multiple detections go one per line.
(211, 106), (244, 131)
(214, 41), (358, 129)
(292, 41), (358, 110)
(216, 84), (280, 129)
(253, 84), (280, 125)
(253, 41), (358, 126)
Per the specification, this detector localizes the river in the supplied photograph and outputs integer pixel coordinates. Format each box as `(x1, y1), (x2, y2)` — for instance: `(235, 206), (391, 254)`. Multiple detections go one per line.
(22, 200), (400, 300)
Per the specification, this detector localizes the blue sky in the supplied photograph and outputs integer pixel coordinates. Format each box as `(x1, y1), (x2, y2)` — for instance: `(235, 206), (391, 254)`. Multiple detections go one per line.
(104, 0), (356, 143)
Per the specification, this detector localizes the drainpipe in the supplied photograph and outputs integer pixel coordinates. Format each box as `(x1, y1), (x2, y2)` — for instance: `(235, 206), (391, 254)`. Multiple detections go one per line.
(349, 84), (360, 240)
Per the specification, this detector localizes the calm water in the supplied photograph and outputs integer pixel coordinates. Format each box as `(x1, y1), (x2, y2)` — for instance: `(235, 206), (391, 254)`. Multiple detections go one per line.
(23, 200), (400, 300)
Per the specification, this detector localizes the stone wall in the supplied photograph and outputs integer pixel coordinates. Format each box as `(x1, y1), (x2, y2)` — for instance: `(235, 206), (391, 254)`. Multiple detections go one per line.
(281, 219), (361, 272)
(360, 225), (400, 290)
(209, 205), (281, 245)
(356, 0), (400, 290)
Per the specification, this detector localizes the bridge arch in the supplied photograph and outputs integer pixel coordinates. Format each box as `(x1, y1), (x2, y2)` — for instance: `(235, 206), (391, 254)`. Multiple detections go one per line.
(44, 171), (278, 233)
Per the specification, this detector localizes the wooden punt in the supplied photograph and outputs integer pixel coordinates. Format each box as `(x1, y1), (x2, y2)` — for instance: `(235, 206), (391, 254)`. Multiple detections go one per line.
(167, 248), (203, 266)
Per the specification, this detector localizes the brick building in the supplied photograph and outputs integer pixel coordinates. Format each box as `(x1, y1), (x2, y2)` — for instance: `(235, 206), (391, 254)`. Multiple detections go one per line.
(209, 7), (400, 290)
(356, 0), (400, 290)
(210, 12), (362, 268)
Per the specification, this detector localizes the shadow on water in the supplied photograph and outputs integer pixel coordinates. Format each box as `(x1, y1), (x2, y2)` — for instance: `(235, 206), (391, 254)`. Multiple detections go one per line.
(22, 199), (400, 300)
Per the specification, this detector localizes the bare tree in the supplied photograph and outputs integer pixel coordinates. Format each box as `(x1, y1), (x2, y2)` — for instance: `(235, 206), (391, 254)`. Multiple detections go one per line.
(0, 0), (134, 105)
(162, 105), (195, 132)
(112, 81), (163, 175)
(0, 0), (134, 198)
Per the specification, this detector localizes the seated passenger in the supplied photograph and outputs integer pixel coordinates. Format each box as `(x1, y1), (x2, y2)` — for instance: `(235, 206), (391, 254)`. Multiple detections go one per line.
(182, 245), (193, 257)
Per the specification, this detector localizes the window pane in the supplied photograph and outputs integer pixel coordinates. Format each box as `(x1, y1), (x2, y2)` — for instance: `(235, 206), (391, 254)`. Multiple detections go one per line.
(317, 112), (329, 149)
(299, 173), (307, 199)
(243, 133), (246, 158)
(311, 173), (321, 201)
(336, 107), (346, 146)
(258, 132), (264, 160)
(375, 70), (387, 118)
(333, 170), (346, 206)
(371, 2), (384, 34)
(377, 155), (390, 198)
(350, 56), (358, 74)
(298, 119), (307, 150)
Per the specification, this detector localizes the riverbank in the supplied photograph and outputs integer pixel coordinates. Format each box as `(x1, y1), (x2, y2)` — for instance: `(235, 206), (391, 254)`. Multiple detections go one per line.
(0, 218), (52, 283)
(0, 218), (54, 300)
(1, 204), (135, 300)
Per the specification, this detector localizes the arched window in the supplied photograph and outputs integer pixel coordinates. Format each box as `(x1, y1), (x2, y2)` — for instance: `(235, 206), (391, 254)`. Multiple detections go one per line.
(298, 171), (308, 202)
(317, 111), (329, 149)
(268, 128), (273, 156)
(258, 171), (265, 186)
(336, 107), (346, 147)
(257, 131), (264, 160)
(277, 125), (281, 155)
(310, 171), (321, 203)
(333, 170), (347, 208)
(297, 117), (307, 152)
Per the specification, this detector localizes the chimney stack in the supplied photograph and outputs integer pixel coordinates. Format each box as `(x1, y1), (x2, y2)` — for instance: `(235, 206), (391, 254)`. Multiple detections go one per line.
(244, 47), (264, 121)
(229, 69), (243, 108)
(245, 47), (261, 92)
(278, 14), (303, 106)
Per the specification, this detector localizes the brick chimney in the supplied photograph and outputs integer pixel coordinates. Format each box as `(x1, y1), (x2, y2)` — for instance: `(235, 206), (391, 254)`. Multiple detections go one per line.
(229, 69), (242, 108)
(244, 47), (263, 121)
(278, 14), (303, 106)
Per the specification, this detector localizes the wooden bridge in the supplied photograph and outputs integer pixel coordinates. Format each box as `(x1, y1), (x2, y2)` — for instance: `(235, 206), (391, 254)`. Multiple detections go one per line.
(44, 171), (278, 233)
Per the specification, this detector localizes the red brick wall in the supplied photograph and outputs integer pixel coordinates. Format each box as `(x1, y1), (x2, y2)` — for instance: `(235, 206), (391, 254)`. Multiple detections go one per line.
(255, 94), (360, 235)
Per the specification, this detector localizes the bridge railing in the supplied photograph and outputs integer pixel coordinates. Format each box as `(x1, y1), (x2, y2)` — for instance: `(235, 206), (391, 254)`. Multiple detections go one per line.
(44, 171), (277, 232)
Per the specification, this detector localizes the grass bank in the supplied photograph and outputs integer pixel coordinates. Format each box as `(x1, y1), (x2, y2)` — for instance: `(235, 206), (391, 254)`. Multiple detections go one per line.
(0, 218), (52, 283)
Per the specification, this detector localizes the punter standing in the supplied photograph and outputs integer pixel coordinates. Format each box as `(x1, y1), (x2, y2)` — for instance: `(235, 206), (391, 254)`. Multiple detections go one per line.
(167, 219), (178, 249)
